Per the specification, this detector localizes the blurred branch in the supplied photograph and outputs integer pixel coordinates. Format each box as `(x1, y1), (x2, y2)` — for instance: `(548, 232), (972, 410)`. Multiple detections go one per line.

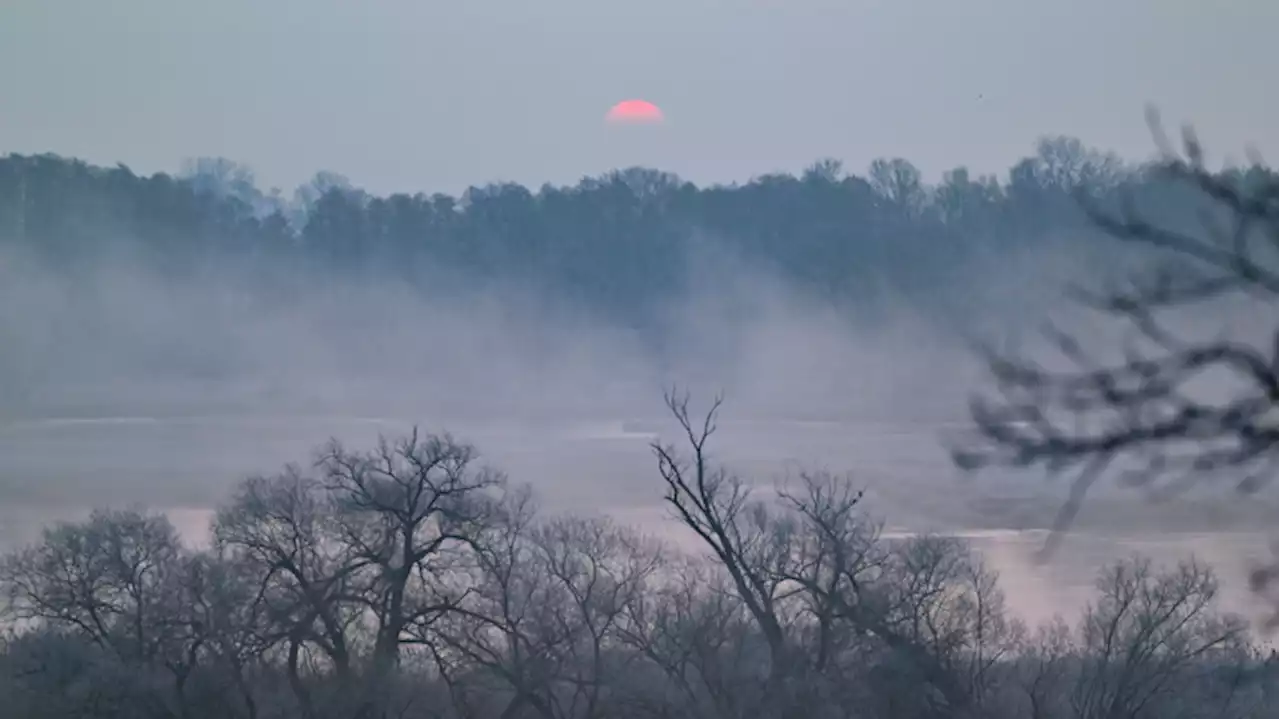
(950, 115), (1278, 561)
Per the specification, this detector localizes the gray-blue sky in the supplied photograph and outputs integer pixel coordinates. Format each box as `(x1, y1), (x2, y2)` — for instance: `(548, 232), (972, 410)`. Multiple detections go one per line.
(2, 0), (1275, 195)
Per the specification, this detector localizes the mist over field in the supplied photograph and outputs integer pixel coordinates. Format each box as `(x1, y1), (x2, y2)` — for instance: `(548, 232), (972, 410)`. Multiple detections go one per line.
(2, 0), (1276, 714)
(0, 149), (1273, 628)
(0, 192), (1226, 436)
(0, 89), (1276, 719)
(0, 221), (977, 518)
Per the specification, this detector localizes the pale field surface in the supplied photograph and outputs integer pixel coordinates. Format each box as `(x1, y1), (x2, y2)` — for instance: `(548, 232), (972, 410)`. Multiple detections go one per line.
(0, 415), (1273, 632)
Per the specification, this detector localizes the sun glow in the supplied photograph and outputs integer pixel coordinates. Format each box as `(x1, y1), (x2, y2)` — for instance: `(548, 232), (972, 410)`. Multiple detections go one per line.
(605, 99), (665, 125)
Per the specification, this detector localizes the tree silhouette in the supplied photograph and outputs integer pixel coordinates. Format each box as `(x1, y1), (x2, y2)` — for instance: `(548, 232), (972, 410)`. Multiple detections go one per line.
(0, 137), (1180, 330)
(951, 115), (1277, 616)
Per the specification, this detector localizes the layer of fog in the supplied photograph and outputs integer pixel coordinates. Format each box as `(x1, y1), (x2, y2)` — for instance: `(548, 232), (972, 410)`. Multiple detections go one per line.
(0, 240), (952, 417)
(0, 232), (1273, 624)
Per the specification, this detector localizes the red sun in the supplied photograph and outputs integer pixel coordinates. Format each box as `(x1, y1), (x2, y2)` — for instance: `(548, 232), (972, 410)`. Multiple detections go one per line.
(606, 99), (665, 124)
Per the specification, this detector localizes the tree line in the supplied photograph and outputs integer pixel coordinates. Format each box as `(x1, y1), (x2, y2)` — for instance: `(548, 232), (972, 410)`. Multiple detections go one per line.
(2, 138), (1272, 328)
(1, 123), (1275, 718)
(0, 394), (1274, 719)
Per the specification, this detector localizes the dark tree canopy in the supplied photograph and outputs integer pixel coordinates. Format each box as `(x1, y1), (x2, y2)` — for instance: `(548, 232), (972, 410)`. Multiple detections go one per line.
(2, 426), (1273, 719)
(3, 137), (1261, 334)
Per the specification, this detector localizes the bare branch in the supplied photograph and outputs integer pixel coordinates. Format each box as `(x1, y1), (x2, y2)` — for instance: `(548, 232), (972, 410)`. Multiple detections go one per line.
(953, 123), (1278, 560)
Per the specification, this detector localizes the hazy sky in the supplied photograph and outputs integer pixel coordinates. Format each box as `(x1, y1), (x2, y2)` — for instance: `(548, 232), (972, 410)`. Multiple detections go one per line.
(2, 0), (1275, 195)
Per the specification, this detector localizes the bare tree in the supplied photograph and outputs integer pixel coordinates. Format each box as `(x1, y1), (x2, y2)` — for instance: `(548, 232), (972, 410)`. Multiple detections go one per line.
(775, 471), (881, 676)
(1016, 617), (1075, 719)
(1071, 557), (1251, 719)
(436, 495), (664, 719)
(839, 535), (1022, 719)
(7, 423), (1275, 719)
(651, 392), (1032, 718)
(1, 509), (182, 660)
(212, 466), (360, 717)
(318, 430), (503, 709)
(178, 550), (277, 719)
(617, 557), (772, 719)
(213, 429), (504, 718)
(527, 515), (664, 718)
(430, 486), (558, 719)
(649, 390), (803, 715)
(952, 115), (1277, 571)
(883, 537), (1026, 712)
(772, 471), (888, 714)
(0, 508), (220, 718)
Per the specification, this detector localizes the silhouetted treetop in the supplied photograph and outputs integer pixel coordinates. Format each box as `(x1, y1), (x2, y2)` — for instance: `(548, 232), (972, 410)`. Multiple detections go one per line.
(0, 140), (1273, 327)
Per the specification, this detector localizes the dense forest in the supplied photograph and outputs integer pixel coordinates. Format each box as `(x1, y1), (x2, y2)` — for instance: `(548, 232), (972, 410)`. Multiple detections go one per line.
(2, 137), (1273, 331)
